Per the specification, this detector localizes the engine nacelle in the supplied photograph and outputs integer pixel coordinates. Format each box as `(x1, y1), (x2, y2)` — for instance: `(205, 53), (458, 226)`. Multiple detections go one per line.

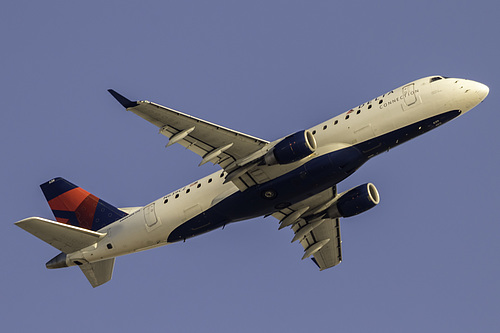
(264, 130), (317, 165)
(327, 183), (380, 218)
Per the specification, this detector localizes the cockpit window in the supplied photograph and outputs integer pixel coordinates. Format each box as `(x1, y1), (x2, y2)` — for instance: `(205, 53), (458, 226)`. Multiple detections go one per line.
(430, 76), (443, 83)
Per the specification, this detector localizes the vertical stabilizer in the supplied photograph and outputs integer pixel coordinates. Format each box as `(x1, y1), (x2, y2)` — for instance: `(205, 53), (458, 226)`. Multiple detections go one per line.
(40, 178), (127, 231)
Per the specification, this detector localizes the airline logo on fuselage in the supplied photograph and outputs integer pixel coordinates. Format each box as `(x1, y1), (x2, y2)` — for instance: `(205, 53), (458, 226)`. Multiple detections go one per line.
(351, 84), (421, 112)
(378, 85), (420, 110)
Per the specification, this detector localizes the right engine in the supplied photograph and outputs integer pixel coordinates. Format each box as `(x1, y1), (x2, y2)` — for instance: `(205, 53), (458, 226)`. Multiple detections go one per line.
(327, 183), (380, 218)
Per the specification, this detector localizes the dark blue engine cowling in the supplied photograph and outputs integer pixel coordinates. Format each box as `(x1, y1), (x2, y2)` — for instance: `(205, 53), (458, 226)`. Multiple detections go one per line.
(265, 130), (317, 165)
(330, 183), (380, 218)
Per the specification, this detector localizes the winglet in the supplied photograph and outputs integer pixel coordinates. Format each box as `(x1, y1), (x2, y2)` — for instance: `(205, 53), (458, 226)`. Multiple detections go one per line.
(108, 89), (138, 108)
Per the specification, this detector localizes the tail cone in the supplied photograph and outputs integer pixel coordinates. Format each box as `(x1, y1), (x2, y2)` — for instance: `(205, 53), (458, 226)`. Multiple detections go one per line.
(46, 252), (68, 269)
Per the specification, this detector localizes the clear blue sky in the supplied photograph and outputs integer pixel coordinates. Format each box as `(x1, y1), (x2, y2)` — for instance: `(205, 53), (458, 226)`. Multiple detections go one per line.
(2, 1), (499, 332)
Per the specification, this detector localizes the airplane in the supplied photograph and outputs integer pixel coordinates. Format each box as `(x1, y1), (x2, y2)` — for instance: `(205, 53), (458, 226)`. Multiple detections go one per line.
(15, 76), (489, 287)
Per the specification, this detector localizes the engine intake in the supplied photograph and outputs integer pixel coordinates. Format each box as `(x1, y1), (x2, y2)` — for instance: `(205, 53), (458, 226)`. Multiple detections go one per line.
(265, 130), (317, 165)
(327, 183), (380, 218)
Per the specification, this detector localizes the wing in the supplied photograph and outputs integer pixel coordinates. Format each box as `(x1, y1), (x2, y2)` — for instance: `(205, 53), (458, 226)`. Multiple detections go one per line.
(272, 186), (342, 270)
(295, 217), (342, 269)
(108, 90), (270, 190)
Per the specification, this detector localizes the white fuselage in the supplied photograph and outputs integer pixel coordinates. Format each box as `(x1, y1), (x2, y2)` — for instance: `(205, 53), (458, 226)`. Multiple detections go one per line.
(65, 76), (488, 266)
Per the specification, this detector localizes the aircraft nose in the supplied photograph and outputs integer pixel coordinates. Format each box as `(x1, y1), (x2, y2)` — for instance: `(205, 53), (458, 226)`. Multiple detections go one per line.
(459, 79), (489, 111)
(474, 81), (489, 102)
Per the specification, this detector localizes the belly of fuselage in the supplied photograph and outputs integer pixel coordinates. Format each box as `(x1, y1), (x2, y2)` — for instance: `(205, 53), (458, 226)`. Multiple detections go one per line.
(166, 145), (367, 242)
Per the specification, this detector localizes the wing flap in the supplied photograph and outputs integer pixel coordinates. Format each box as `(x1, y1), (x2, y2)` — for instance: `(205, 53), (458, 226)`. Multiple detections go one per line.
(15, 217), (105, 253)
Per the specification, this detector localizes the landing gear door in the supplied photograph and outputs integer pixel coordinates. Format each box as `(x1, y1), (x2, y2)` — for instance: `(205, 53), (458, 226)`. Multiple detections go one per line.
(144, 203), (160, 230)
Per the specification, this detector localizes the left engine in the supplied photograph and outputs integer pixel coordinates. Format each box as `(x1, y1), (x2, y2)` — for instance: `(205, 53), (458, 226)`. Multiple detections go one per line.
(327, 183), (380, 218)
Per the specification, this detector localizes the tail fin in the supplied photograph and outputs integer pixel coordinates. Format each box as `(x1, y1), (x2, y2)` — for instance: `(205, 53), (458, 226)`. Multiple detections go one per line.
(41, 177), (127, 231)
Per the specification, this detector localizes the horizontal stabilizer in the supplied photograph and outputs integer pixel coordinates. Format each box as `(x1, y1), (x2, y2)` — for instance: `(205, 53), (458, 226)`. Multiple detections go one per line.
(15, 217), (105, 253)
(79, 258), (115, 288)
